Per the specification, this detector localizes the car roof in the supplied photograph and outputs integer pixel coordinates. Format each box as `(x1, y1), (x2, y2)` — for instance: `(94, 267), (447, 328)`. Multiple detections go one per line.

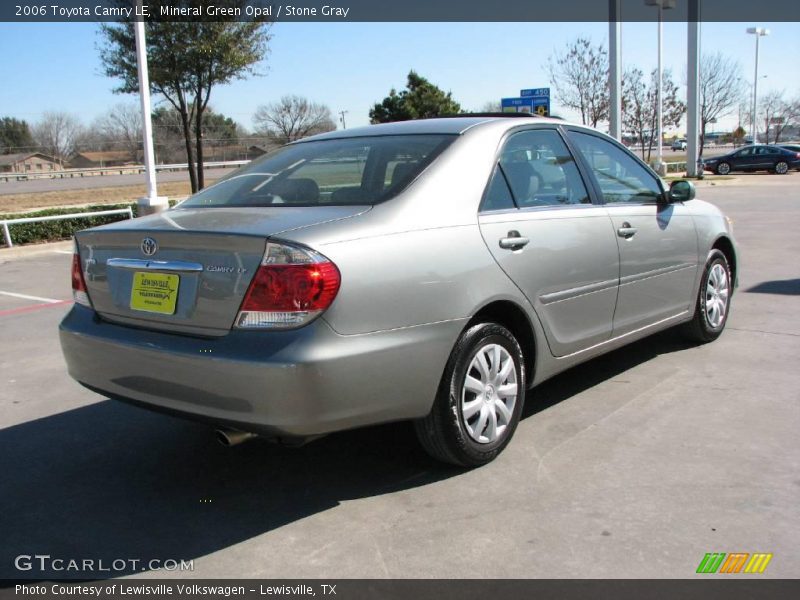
(297, 115), (567, 142)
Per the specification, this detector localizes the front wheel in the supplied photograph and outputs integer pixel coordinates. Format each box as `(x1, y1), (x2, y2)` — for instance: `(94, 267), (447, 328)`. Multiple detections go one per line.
(681, 250), (732, 343)
(414, 322), (526, 467)
(774, 161), (789, 175)
(716, 162), (731, 175)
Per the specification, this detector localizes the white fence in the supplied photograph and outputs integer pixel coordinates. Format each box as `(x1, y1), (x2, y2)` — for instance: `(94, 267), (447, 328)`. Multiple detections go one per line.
(1, 207), (134, 248)
(0, 160), (250, 183)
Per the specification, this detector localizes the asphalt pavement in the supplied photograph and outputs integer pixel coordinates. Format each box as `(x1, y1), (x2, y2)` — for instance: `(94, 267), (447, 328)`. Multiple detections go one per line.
(0, 173), (798, 579)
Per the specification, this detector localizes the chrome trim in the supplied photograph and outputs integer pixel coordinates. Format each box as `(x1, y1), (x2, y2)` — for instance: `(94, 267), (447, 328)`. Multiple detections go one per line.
(106, 258), (204, 273)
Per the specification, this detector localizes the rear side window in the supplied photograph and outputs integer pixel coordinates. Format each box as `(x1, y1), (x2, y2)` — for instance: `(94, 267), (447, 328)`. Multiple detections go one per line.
(497, 129), (590, 207)
(480, 165), (516, 212)
(182, 134), (455, 208)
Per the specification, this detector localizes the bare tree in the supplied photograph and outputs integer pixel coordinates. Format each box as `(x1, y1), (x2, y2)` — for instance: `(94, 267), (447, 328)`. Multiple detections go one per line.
(623, 67), (685, 162)
(699, 53), (744, 154)
(253, 95), (336, 144)
(547, 37), (609, 127)
(480, 100), (502, 113)
(760, 91), (800, 143)
(31, 111), (83, 162)
(93, 103), (143, 161)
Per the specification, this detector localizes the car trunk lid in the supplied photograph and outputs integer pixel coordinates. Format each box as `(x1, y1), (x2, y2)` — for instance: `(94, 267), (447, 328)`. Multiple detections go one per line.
(75, 206), (367, 336)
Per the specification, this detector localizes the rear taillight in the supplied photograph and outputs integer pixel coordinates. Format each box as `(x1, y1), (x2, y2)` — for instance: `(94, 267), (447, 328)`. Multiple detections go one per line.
(71, 241), (91, 307)
(235, 241), (341, 330)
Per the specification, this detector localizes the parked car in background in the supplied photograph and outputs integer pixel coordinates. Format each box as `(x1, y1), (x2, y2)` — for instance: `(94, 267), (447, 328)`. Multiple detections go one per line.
(779, 144), (800, 170)
(671, 139), (687, 151)
(60, 114), (738, 467)
(702, 145), (800, 175)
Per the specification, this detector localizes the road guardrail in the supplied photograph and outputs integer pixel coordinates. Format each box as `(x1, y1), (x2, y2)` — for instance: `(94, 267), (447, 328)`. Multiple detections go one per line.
(0, 160), (250, 183)
(1, 207), (134, 248)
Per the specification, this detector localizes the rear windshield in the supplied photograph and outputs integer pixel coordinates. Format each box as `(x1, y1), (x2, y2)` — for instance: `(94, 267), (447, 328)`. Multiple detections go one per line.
(181, 134), (456, 208)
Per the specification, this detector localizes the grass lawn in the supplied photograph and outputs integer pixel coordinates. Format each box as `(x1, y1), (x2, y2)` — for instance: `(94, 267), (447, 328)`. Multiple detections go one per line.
(0, 180), (213, 214)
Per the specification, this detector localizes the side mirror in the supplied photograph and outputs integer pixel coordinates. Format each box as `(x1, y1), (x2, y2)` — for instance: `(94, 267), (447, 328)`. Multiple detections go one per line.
(668, 180), (696, 203)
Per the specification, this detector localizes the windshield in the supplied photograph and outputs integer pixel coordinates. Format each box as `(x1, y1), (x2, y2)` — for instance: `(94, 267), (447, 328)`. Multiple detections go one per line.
(182, 134), (456, 208)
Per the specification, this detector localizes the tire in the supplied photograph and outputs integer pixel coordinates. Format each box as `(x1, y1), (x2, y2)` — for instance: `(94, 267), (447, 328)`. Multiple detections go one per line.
(774, 161), (789, 175)
(716, 162), (731, 175)
(681, 250), (732, 343)
(414, 322), (526, 467)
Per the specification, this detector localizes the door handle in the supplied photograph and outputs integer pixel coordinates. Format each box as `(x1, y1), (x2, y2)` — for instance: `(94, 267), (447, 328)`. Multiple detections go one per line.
(617, 222), (638, 239)
(499, 230), (529, 250)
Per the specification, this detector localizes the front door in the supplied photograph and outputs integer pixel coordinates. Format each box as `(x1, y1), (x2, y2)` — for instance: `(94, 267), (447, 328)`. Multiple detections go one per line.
(567, 130), (699, 337)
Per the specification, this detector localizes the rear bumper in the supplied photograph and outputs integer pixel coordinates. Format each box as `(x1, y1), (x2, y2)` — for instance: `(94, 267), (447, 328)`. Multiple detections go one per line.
(59, 305), (464, 437)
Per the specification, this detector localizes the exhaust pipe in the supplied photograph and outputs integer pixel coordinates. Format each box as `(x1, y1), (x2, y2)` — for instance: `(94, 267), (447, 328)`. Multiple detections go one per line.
(215, 428), (258, 447)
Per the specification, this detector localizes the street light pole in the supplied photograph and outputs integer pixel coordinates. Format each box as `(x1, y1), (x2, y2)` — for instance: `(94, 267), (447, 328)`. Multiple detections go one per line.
(746, 27), (769, 144)
(134, 1), (167, 215)
(686, 0), (701, 177)
(646, 0), (675, 175)
(608, 0), (622, 141)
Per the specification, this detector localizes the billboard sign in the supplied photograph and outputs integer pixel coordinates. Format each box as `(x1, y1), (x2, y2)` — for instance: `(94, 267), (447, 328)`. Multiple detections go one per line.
(501, 90), (550, 116)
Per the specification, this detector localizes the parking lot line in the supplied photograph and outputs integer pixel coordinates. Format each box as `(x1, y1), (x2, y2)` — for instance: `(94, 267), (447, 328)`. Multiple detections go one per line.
(0, 290), (64, 303)
(52, 250), (73, 255)
(0, 299), (71, 317)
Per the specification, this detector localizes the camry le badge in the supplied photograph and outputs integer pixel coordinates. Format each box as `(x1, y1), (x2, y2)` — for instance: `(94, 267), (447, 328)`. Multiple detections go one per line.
(141, 237), (158, 256)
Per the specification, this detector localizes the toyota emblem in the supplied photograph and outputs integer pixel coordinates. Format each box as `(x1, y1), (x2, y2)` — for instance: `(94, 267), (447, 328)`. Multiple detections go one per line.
(141, 237), (158, 256)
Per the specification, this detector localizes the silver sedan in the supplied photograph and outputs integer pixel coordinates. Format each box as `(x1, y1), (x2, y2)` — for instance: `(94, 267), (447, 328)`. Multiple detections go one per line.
(60, 115), (737, 467)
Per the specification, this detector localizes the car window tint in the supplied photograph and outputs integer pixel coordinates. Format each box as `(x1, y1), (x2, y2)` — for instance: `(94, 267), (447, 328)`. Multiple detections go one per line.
(182, 135), (455, 208)
(736, 148), (752, 157)
(755, 146), (771, 155)
(480, 164), (516, 212)
(569, 132), (662, 204)
(498, 129), (590, 208)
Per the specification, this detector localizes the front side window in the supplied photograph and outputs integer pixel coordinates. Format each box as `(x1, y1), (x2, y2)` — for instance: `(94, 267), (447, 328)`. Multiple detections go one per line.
(498, 129), (590, 208)
(181, 134), (455, 208)
(736, 147), (753, 157)
(569, 132), (662, 204)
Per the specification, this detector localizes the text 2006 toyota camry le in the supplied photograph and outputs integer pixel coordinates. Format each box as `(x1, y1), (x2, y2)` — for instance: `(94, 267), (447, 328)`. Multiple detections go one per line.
(60, 115), (737, 467)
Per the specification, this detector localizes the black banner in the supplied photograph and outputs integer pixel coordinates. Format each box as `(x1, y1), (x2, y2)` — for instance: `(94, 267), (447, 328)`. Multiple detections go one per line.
(2, 0), (800, 22)
(3, 580), (800, 600)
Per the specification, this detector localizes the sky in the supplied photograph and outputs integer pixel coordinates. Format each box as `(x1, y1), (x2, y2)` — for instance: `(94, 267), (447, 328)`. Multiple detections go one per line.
(0, 20), (798, 135)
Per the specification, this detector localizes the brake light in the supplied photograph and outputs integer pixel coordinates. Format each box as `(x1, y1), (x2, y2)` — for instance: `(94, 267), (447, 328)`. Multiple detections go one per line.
(235, 241), (341, 329)
(71, 242), (91, 307)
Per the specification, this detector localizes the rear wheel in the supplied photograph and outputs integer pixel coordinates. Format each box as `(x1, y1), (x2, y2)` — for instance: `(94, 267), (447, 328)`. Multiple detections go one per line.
(414, 322), (525, 467)
(681, 250), (732, 343)
(774, 161), (789, 175)
(716, 162), (731, 175)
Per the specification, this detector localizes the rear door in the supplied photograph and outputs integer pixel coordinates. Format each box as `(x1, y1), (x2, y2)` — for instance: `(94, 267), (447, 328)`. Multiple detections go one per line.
(753, 146), (775, 169)
(566, 130), (698, 337)
(478, 127), (619, 357)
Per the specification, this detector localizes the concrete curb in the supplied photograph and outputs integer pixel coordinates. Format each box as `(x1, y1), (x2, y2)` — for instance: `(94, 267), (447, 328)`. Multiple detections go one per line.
(0, 240), (73, 259)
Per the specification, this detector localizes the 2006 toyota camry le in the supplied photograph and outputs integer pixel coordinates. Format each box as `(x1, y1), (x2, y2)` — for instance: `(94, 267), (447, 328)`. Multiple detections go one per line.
(60, 114), (737, 467)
